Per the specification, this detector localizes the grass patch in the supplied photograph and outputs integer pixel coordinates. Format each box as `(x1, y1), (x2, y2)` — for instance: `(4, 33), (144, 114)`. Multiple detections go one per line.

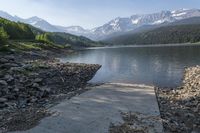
(0, 40), (71, 53)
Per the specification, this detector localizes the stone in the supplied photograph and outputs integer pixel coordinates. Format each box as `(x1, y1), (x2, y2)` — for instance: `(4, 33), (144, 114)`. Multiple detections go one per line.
(34, 78), (43, 83)
(2, 63), (19, 69)
(30, 98), (38, 103)
(32, 83), (40, 88)
(10, 67), (24, 72)
(4, 74), (14, 82)
(0, 58), (9, 63)
(0, 103), (7, 108)
(17, 99), (27, 108)
(13, 88), (19, 92)
(0, 98), (8, 103)
(0, 80), (8, 86)
(5, 55), (15, 61)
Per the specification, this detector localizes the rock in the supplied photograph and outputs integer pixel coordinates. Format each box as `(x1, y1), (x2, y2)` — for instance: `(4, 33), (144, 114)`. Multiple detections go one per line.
(5, 94), (16, 100)
(22, 64), (33, 70)
(17, 99), (27, 108)
(13, 88), (19, 92)
(30, 97), (38, 103)
(10, 67), (24, 72)
(4, 74), (14, 82)
(0, 98), (8, 103)
(2, 63), (19, 69)
(0, 103), (7, 108)
(5, 55), (15, 61)
(19, 76), (28, 83)
(34, 78), (43, 83)
(32, 83), (40, 88)
(0, 80), (8, 86)
(0, 58), (9, 63)
(185, 113), (195, 118)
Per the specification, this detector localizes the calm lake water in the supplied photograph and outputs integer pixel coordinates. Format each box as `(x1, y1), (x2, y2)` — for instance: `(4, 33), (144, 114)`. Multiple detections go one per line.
(61, 44), (200, 87)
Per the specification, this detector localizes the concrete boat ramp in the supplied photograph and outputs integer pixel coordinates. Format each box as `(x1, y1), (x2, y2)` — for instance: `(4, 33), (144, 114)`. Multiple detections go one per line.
(11, 83), (163, 133)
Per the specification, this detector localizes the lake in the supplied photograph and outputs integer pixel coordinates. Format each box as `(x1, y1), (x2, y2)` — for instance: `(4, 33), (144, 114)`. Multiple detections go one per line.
(60, 44), (200, 87)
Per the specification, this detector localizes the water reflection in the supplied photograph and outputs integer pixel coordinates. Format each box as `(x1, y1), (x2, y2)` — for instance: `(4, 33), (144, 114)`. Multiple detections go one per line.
(61, 45), (200, 87)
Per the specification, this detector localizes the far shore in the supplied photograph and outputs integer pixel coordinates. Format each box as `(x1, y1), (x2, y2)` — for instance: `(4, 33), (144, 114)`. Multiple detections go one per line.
(85, 43), (200, 50)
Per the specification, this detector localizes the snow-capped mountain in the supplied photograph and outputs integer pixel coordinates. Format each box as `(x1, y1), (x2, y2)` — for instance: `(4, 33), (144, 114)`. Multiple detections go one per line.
(22, 16), (60, 32)
(0, 11), (61, 32)
(55, 25), (91, 35)
(1, 9), (200, 40)
(91, 9), (200, 40)
(0, 11), (19, 21)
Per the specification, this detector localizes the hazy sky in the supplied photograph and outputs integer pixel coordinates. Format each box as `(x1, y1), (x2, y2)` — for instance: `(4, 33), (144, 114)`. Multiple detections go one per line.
(0, 0), (200, 29)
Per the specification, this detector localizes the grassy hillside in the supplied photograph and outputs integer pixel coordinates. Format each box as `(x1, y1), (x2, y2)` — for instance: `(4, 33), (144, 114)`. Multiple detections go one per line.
(0, 17), (104, 51)
(106, 24), (200, 45)
(0, 17), (35, 40)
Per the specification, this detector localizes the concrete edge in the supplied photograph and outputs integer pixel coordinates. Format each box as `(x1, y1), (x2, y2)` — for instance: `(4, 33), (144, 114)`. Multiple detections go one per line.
(106, 82), (154, 89)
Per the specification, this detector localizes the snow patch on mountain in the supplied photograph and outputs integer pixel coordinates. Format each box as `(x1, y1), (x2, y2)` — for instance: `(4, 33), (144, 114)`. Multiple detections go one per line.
(132, 19), (140, 24)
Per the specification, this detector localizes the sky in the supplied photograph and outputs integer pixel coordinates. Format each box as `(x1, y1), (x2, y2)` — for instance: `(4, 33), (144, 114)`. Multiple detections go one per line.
(0, 0), (200, 29)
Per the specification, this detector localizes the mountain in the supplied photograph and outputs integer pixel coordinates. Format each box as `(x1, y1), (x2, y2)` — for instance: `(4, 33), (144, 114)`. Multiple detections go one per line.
(105, 23), (200, 45)
(22, 16), (61, 32)
(55, 25), (91, 36)
(1, 9), (200, 41)
(90, 9), (200, 40)
(167, 16), (200, 26)
(0, 11), (19, 22)
(0, 11), (61, 32)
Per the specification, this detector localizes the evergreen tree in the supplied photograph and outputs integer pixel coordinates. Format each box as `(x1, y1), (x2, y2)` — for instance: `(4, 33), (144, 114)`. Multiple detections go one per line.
(0, 27), (9, 44)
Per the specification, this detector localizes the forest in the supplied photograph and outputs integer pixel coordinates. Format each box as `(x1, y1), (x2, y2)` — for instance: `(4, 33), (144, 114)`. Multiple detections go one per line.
(106, 24), (200, 45)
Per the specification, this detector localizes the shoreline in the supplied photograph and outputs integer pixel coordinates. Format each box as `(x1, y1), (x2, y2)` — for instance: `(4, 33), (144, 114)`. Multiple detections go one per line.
(0, 46), (199, 132)
(156, 65), (200, 132)
(84, 43), (200, 50)
(0, 49), (101, 133)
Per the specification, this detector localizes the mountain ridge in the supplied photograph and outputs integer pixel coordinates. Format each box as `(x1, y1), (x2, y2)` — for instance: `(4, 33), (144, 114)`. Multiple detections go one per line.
(1, 8), (200, 40)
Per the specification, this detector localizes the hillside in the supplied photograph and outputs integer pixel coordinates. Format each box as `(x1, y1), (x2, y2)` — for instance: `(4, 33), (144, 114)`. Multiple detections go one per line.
(35, 32), (104, 48)
(0, 17), (103, 50)
(105, 24), (200, 45)
(0, 17), (35, 40)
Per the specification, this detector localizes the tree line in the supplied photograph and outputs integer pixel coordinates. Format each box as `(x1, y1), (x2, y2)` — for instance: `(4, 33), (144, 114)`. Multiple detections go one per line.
(107, 24), (200, 45)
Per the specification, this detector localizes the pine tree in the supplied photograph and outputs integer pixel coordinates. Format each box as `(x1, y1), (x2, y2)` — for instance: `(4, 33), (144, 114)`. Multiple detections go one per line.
(0, 27), (9, 44)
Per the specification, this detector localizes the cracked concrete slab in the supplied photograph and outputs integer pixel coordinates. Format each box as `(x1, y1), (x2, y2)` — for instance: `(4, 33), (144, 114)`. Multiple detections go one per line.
(10, 83), (163, 133)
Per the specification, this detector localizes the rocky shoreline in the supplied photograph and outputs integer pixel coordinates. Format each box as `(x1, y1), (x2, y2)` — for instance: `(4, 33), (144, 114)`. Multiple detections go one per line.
(0, 52), (101, 132)
(156, 66), (200, 133)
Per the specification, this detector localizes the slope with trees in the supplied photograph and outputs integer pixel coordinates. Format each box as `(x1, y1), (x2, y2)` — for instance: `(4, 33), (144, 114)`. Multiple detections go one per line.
(0, 17), (104, 51)
(106, 24), (200, 45)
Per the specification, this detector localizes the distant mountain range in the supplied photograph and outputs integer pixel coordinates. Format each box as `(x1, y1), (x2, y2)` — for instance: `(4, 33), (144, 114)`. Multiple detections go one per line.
(1, 9), (200, 40)
(105, 17), (200, 45)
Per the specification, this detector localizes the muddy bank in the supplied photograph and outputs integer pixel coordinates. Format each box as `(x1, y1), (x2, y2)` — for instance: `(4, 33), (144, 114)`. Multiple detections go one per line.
(156, 66), (200, 132)
(0, 53), (101, 132)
